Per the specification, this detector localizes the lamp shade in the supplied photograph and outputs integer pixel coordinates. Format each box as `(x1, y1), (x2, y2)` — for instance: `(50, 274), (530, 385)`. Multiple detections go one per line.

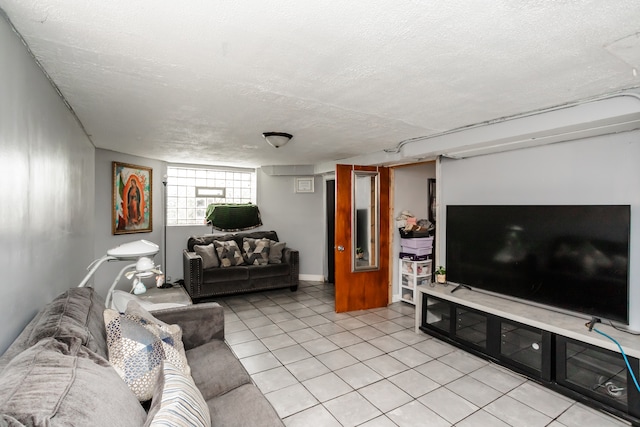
(262, 132), (292, 148)
(134, 257), (157, 277)
(107, 240), (159, 259)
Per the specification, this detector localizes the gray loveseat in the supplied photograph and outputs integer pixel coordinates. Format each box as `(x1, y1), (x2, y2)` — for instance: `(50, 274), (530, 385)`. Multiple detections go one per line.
(0, 287), (284, 426)
(183, 230), (299, 302)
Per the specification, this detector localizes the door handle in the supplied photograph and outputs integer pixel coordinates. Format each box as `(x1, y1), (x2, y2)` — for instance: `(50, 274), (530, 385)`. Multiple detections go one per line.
(337, 245), (345, 251)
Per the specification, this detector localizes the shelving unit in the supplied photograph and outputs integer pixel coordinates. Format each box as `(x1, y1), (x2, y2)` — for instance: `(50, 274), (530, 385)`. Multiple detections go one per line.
(399, 259), (431, 304)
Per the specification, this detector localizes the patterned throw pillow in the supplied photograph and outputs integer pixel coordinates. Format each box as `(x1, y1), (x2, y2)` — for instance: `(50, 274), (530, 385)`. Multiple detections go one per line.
(193, 243), (219, 269)
(242, 237), (271, 265)
(213, 240), (245, 267)
(145, 361), (211, 427)
(104, 301), (190, 401)
(268, 240), (287, 264)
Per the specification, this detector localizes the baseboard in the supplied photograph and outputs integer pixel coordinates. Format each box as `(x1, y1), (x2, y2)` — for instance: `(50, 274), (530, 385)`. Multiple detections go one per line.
(391, 293), (401, 303)
(299, 274), (325, 282)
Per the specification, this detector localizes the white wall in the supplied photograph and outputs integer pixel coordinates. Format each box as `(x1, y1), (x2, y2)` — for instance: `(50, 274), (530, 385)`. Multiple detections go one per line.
(392, 163), (436, 299)
(0, 16), (95, 353)
(94, 149), (165, 296)
(439, 130), (640, 329)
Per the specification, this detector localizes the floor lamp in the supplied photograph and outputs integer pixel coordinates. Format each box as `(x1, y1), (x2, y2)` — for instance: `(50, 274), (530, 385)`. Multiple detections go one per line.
(162, 174), (170, 287)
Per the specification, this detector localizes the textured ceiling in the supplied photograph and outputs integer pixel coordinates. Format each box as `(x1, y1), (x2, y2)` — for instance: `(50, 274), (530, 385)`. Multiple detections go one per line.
(2, 1), (640, 168)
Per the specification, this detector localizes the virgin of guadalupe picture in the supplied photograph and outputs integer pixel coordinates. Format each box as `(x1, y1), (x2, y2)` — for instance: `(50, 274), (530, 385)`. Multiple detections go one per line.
(112, 162), (152, 234)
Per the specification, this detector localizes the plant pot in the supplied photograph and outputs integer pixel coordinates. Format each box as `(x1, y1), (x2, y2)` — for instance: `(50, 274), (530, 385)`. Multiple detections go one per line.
(436, 274), (446, 284)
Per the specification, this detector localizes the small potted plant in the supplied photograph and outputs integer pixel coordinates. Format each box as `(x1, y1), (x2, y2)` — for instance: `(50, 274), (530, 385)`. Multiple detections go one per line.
(435, 266), (446, 284)
(356, 247), (364, 259)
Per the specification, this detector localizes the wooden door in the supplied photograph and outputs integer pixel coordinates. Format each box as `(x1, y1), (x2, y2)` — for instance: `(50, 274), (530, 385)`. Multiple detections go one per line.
(334, 164), (390, 312)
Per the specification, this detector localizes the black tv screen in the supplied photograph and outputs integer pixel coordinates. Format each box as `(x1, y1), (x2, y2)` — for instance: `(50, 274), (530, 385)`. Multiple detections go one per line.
(446, 205), (630, 323)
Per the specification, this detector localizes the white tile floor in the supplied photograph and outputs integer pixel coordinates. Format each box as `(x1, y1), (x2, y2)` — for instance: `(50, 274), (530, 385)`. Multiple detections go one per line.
(215, 281), (632, 427)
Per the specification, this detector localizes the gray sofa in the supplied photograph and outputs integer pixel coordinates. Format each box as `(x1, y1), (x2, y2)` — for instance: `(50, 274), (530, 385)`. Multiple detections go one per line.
(183, 230), (299, 302)
(0, 287), (284, 426)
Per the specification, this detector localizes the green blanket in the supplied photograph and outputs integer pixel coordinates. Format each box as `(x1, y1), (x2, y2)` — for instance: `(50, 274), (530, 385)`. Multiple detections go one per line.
(205, 203), (263, 232)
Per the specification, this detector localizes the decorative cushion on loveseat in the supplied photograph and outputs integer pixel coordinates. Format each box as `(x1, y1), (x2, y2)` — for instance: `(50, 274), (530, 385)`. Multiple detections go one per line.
(193, 243), (219, 269)
(0, 338), (147, 427)
(268, 240), (287, 264)
(213, 240), (245, 267)
(187, 230), (279, 253)
(242, 237), (270, 265)
(104, 301), (190, 401)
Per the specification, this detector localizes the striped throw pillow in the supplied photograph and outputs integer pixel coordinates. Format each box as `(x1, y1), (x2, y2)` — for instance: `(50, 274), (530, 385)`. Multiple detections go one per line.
(146, 361), (211, 427)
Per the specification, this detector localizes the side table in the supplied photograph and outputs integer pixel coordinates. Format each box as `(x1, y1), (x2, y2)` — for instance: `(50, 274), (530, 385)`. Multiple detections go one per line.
(111, 284), (193, 312)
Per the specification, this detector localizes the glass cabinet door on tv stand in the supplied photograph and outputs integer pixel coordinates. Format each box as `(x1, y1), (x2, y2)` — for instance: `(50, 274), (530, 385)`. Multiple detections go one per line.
(419, 294), (552, 382)
(556, 335), (640, 420)
(399, 259), (431, 305)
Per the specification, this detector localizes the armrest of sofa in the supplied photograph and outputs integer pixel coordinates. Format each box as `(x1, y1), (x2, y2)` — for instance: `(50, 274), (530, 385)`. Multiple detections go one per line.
(152, 302), (224, 350)
(183, 250), (203, 299)
(283, 248), (299, 289)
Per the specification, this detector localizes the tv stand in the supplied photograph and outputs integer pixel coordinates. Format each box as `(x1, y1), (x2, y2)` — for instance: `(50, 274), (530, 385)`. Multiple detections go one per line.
(415, 284), (640, 425)
(449, 283), (471, 294)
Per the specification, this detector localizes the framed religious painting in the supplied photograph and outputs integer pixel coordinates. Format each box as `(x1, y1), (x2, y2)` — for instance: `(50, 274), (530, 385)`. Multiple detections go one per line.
(112, 162), (152, 234)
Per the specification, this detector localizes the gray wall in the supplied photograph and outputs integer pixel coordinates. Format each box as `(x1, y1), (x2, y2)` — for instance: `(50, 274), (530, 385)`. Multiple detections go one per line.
(164, 169), (326, 281)
(166, 224), (209, 283)
(256, 169), (324, 277)
(0, 16), (95, 353)
(165, 170), (326, 281)
(93, 149), (166, 295)
(439, 130), (640, 329)
(93, 161), (327, 286)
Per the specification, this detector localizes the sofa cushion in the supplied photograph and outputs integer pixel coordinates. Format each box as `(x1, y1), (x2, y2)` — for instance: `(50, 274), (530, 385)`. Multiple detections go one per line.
(104, 301), (190, 401)
(193, 243), (219, 269)
(213, 240), (245, 267)
(202, 266), (249, 283)
(268, 240), (287, 264)
(24, 287), (109, 359)
(207, 384), (284, 426)
(247, 263), (290, 280)
(185, 340), (251, 401)
(145, 361), (211, 427)
(0, 338), (147, 427)
(242, 237), (271, 266)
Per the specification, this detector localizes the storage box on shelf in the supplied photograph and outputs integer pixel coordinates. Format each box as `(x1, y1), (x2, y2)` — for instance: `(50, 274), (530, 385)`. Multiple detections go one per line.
(400, 236), (434, 261)
(400, 237), (433, 253)
(399, 258), (432, 304)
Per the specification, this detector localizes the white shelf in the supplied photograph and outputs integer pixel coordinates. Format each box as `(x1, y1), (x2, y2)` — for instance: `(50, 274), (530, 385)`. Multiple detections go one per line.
(399, 259), (432, 305)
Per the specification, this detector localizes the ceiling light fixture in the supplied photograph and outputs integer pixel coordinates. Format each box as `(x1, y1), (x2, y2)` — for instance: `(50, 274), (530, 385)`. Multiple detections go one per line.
(262, 132), (293, 148)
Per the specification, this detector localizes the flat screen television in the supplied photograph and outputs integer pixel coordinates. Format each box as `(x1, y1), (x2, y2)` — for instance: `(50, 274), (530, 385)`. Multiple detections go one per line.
(445, 205), (630, 323)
